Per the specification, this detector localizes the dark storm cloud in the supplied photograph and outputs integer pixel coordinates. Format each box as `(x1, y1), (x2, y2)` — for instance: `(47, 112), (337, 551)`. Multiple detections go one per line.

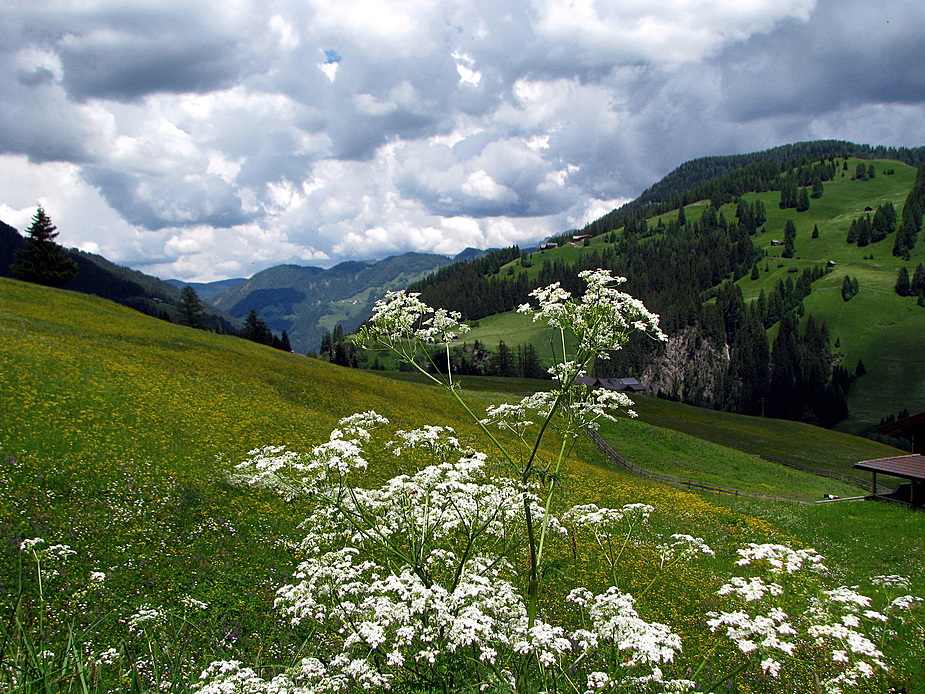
(717, 0), (925, 122)
(83, 167), (253, 231)
(58, 34), (245, 102)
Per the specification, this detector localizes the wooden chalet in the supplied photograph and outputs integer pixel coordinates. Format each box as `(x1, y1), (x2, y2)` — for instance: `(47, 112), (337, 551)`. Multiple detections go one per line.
(853, 454), (925, 507)
(877, 410), (925, 453)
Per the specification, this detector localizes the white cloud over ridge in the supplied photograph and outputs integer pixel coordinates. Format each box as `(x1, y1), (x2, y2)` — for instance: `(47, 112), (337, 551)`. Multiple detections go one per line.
(0, 0), (922, 281)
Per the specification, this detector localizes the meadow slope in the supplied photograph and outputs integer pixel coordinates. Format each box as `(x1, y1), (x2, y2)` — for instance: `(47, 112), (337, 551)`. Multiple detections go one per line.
(1, 278), (923, 689)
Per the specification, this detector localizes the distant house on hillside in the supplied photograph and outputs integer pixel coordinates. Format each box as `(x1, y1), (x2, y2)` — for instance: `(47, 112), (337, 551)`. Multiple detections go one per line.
(540, 242), (558, 250)
(572, 234), (592, 241)
(575, 376), (647, 393)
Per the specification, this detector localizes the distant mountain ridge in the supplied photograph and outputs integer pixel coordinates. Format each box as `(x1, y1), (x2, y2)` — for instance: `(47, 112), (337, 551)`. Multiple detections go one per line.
(164, 277), (246, 302)
(210, 252), (463, 352)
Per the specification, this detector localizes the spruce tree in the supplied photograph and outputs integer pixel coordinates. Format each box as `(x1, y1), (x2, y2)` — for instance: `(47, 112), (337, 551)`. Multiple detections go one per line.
(811, 177), (824, 199)
(177, 286), (206, 329)
(754, 199), (767, 226)
(11, 207), (78, 287)
(895, 266), (912, 296)
(781, 220), (796, 258)
(796, 187), (810, 212)
(912, 264), (925, 298)
(242, 309), (274, 345)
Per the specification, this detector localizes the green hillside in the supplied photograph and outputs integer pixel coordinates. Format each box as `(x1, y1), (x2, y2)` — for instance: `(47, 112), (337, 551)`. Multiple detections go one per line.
(445, 158), (924, 435)
(2, 279), (924, 689)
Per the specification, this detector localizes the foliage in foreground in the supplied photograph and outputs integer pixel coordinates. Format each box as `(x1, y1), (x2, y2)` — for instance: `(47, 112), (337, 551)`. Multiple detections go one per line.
(193, 271), (923, 693)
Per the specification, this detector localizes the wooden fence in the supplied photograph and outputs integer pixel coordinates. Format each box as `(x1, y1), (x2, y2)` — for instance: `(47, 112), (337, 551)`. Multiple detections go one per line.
(757, 455), (883, 493)
(585, 428), (814, 505)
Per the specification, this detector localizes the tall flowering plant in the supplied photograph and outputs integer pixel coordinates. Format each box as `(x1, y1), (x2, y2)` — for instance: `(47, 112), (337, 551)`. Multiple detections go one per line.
(199, 271), (921, 694)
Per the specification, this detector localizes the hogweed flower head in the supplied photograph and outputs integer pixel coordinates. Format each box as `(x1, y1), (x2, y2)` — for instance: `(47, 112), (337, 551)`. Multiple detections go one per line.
(360, 290), (470, 345)
(518, 269), (666, 358)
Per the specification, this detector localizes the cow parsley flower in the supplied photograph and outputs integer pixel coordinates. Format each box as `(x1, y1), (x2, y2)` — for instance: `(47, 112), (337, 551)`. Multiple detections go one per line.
(517, 269), (666, 358)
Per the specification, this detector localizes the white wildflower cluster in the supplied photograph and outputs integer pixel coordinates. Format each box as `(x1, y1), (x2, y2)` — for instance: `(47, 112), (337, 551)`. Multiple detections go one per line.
(181, 596), (209, 611)
(233, 412), (389, 500)
(517, 269), (666, 359)
(734, 542), (827, 574)
(482, 391), (556, 438)
(872, 574), (911, 590)
(127, 605), (166, 634)
(389, 425), (461, 458)
(482, 382), (635, 442)
(301, 446), (558, 559)
(204, 404), (696, 693)
(360, 290), (470, 345)
(578, 587), (682, 666)
(657, 534), (715, 565)
(565, 587), (694, 693)
(710, 544), (905, 692)
(18, 537), (76, 579)
(564, 503), (654, 535)
(94, 648), (120, 667)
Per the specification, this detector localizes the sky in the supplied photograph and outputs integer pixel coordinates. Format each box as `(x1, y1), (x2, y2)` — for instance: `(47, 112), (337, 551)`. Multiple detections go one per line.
(1, 0), (923, 282)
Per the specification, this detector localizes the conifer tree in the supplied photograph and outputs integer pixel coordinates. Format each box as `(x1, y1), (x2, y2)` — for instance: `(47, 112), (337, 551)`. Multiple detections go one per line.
(177, 286), (206, 329)
(811, 177), (824, 199)
(796, 187), (810, 212)
(242, 309), (274, 345)
(779, 177), (798, 209)
(754, 199), (767, 226)
(895, 266), (912, 296)
(912, 264), (925, 298)
(782, 220), (796, 258)
(10, 207), (78, 287)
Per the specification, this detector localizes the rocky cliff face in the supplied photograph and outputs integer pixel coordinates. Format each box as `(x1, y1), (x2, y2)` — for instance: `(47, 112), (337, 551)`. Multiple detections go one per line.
(642, 327), (729, 408)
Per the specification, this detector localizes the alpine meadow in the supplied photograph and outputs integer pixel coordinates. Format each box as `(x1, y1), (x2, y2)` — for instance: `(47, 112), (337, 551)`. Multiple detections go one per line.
(3, 144), (925, 693)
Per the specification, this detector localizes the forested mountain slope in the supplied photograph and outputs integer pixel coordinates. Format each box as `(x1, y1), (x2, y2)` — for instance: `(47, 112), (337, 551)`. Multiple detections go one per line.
(406, 148), (925, 437)
(212, 252), (455, 352)
(0, 220), (240, 333)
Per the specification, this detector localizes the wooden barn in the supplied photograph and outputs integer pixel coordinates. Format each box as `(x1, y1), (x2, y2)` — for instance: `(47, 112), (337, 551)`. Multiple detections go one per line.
(853, 454), (925, 508)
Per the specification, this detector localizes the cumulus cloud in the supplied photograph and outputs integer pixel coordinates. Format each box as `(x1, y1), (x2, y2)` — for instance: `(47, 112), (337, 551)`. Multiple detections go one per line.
(0, 0), (922, 281)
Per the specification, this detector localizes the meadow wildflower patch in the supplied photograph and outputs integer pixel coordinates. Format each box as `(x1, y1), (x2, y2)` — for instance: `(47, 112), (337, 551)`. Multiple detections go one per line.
(2, 277), (924, 691)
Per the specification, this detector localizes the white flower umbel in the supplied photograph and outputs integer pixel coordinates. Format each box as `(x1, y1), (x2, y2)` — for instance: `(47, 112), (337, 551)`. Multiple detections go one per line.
(360, 291), (470, 346)
(204, 273), (691, 693)
(709, 544), (902, 693)
(517, 269), (666, 359)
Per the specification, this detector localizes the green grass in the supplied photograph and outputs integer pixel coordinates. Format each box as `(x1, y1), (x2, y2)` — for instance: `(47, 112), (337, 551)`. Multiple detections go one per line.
(453, 310), (576, 363)
(595, 416), (865, 501)
(2, 278), (924, 690)
(625, 394), (903, 474)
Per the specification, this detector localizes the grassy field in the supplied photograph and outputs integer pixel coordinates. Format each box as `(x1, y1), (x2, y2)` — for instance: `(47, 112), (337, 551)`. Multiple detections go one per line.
(2, 278), (924, 690)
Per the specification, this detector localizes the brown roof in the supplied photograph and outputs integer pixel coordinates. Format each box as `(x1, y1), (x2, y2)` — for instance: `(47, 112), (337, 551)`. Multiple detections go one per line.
(854, 454), (925, 480)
